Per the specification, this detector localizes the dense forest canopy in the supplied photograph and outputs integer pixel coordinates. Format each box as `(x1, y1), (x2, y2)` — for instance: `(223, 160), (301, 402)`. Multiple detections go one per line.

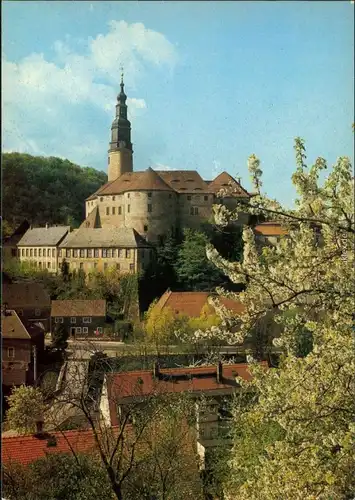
(2, 152), (107, 234)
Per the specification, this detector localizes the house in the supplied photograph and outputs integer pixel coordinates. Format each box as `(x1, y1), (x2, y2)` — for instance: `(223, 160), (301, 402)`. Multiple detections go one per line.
(17, 225), (70, 273)
(153, 290), (245, 319)
(99, 361), (268, 465)
(51, 299), (106, 338)
(253, 221), (288, 247)
(2, 309), (32, 387)
(2, 282), (50, 350)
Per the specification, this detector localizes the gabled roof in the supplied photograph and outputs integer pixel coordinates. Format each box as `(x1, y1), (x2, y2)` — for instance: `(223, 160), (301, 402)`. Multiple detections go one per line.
(254, 222), (288, 236)
(59, 227), (150, 248)
(4, 220), (30, 247)
(2, 310), (31, 340)
(79, 206), (101, 229)
(2, 428), (98, 466)
(3, 283), (51, 308)
(18, 226), (70, 247)
(156, 170), (210, 193)
(208, 172), (250, 198)
(106, 362), (268, 425)
(51, 299), (106, 317)
(153, 290), (245, 318)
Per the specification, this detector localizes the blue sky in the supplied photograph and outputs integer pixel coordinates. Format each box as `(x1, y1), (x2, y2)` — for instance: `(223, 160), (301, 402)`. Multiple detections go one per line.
(3, 1), (354, 205)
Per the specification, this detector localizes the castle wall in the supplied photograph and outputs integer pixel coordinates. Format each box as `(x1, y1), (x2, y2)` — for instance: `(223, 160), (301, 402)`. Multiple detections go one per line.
(178, 192), (214, 230)
(97, 194), (125, 228)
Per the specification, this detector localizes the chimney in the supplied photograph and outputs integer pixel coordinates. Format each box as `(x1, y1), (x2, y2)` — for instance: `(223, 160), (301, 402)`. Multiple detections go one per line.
(35, 420), (44, 434)
(153, 361), (160, 379)
(237, 177), (241, 184)
(216, 361), (223, 384)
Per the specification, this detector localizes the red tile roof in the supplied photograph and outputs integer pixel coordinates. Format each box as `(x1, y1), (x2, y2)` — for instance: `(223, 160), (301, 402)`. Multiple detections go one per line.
(254, 222), (288, 236)
(97, 168), (173, 195)
(208, 171), (250, 198)
(155, 170), (210, 193)
(106, 362), (267, 426)
(154, 290), (245, 318)
(2, 428), (98, 466)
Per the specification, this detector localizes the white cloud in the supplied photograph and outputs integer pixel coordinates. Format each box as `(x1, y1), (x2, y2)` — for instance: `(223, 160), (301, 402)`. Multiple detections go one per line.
(151, 162), (173, 171)
(3, 20), (178, 165)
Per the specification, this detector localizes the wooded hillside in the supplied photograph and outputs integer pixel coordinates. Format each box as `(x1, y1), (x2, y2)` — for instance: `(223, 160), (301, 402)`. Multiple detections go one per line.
(2, 153), (107, 235)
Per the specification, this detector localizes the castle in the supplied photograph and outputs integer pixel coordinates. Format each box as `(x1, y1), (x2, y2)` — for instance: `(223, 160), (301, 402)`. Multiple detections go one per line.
(15, 75), (251, 275)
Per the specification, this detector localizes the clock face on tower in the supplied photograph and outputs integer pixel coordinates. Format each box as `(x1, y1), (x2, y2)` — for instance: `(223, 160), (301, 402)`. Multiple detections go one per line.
(119, 140), (126, 148)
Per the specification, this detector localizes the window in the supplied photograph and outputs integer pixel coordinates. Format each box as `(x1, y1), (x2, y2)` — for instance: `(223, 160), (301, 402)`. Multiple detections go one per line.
(104, 263), (108, 270)
(112, 196), (115, 201)
(130, 264), (134, 271)
(83, 317), (92, 324)
(76, 327), (82, 334)
(55, 317), (64, 323)
(83, 327), (88, 334)
(107, 249), (112, 258)
(30, 249), (33, 257)
(22, 249), (25, 257)
(71, 317), (76, 324)
(148, 192), (152, 198)
(80, 249), (85, 258)
(127, 193), (130, 198)
(34, 249), (37, 257)
(80, 263), (84, 269)
(52, 249), (55, 258)
(94, 249), (99, 258)
(116, 263), (120, 271)
(38, 262), (42, 268)
(47, 262), (51, 268)
(118, 206), (122, 215)
(187, 195), (191, 201)
(66, 249), (71, 258)
(147, 204), (152, 213)
(100, 197), (103, 202)
(204, 195), (208, 201)
(106, 207), (110, 215)
(102, 249), (108, 258)
(7, 347), (15, 358)
(190, 207), (199, 215)
(190, 207), (194, 215)
(118, 249), (122, 258)
(144, 225), (148, 232)
(35, 308), (41, 317)
(127, 205), (130, 213)
(38, 249), (41, 257)
(18, 309), (23, 316)
(194, 207), (199, 215)
(26, 249), (29, 257)
(58, 249), (62, 257)
(108, 157), (110, 165)
(112, 207), (116, 215)
(126, 249), (131, 258)
(74, 249), (79, 258)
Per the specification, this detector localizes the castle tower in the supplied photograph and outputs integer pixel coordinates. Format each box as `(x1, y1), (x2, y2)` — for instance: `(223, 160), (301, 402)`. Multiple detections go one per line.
(108, 71), (133, 181)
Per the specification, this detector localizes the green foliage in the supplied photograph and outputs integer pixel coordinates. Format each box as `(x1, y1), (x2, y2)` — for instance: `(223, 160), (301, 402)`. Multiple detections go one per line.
(175, 229), (226, 291)
(2, 152), (106, 229)
(6, 386), (45, 434)
(51, 322), (69, 350)
(3, 453), (112, 500)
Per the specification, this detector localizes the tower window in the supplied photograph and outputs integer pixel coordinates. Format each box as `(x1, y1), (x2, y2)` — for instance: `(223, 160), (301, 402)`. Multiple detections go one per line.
(106, 207), (110, 215)
(127, 193), (130, 198)
(187, 195), (191, 201)
(112, 207), (116, 215)
(144, 225), (148, 232)
(127, 205), (130, 213)
(148, 204), (152, 213)
(148, 192), (152, 198)
(118, 206), (122, 215)
(112, 196), (115, 201)
(108, 157), (110, 165)
(100, 197), (103, 202)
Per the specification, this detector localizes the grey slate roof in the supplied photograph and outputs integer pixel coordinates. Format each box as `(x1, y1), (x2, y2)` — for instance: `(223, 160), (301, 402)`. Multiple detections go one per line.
(59, 227), (150, 248)
(18, 226), (70, 247)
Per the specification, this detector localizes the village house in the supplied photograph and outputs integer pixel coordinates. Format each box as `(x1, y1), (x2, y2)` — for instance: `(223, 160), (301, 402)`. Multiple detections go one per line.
(3, 220), (30, 265)
(253, 221), (289, 247)
(17, 225), (70, 273)
(99, 361), (267, 467)
(51, 299), (106, 338)
(2, 309), (32, 387)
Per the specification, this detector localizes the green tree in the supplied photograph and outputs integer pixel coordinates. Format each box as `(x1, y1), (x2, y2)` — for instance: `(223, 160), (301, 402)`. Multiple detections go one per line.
(6, 386), (45, 434)
(3, 453), (113, 500)
(51, 323), (69, 350)
(206, 138), (355, 499)
(175, 229), (226, 291)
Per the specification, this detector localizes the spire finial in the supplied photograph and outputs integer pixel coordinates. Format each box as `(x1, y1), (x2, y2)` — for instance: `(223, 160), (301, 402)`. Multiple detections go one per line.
(120, 65), (124, 85)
